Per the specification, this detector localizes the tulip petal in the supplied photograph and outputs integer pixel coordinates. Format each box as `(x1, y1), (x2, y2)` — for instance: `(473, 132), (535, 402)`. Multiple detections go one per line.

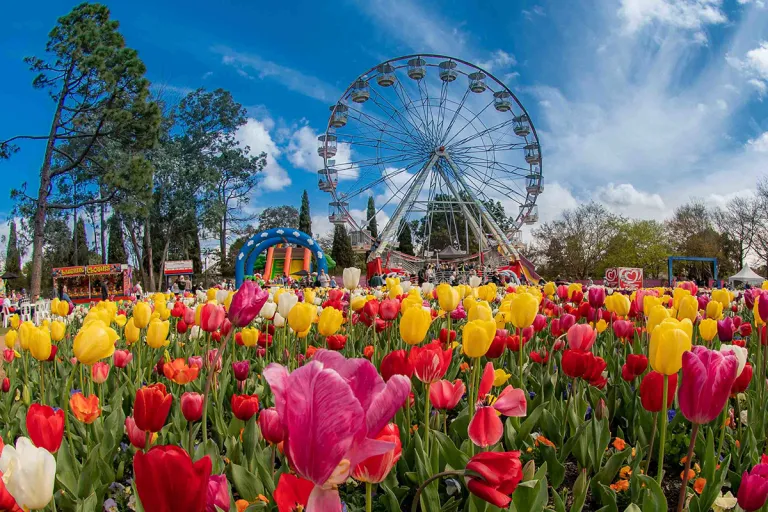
(366, 375), (411, 436)
(314, 350), (385, 413)
(307, 486), (343, 512)
(467, 479), (512, 508)
(493, 386), (527, 417)
(468, 407), (504, 447)
(478, 362), (494, 398)
(263, 363), (290, 420)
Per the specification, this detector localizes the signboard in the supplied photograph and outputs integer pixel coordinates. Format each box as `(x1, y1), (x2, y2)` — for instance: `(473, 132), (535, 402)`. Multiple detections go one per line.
(52, 266), (87, 277)
(86, 263), (122, 275)
(164, 260), (194, 275)
(604, 267), (643, 290)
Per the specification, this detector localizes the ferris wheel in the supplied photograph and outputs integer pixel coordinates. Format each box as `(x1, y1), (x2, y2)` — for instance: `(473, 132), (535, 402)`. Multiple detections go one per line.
(317, 54), (542, 266)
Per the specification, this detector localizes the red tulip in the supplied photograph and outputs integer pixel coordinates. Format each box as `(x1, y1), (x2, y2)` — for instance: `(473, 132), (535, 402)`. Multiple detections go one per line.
(258, 407), (284, 445)
(134, 445), (211, 512)
(493, 385), (527, 417)
(171, 301), (185, 318)
(567, 324), (596, 352)
(2, 349), (13, 363)
(114, 349), (133, 368)
(561, 349), (590, 378)
(206, 474), (230, 512)
(639, 371), (678, 412)
(468, 406), (503, 447)
(577, 302), (592, 320)
(125, 416), (151, 450)
(352, 423), (402, 483)
(220, 318), (232, 337)
(326, 334), (347, 351)
(274, 473), (314, 512)
(177, 319), (188, 333)
(379, 350), (413, 382)
(379, 299), (399, 320)
(134, 383), (173, 433)
(429, 379), (465, 410)
(740, 323), (753, 338)
(0, 472), (21, 512)
(529, 349), (549, 364)
(478, 362), (495, 399)
(613, 320), (634, 340)
(232, 361), (250, 382)
(532, 314), (547, 332)
(229, 280), (268, 327)
(718, 317), (734, 342)
(409, 341), (451, 383)
(47, 345), (58, 362)
(231, 394), (259, 421)
(622, 353), (648, 379)
(2, 378), (10, 393)
(181, 392), (203, 422)
(258, 332), (273, 347)
(556, 285), (568, 300)
(363, 345), (374, 359)
(26, 403), (64, 453)
(560, 313), (576, 333)
(362, 299), (379, 320)
(550, 318), (563, 337)
(439, 328), (457, 344)
(465, 451), (523, 508)
(486, 330), (508, 359)
(738, 463), (768, 512)
(200, 303), (226, 332)
(732, 362), (753, 394)
(583, 354), (607, 388)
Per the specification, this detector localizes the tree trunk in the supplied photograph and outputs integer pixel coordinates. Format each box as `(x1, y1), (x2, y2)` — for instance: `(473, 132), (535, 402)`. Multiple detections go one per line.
(100, 200), (107, 264)
(220, 215), (227, 274)
(128, 222), (146, 286)
(144, 218), (155, 291)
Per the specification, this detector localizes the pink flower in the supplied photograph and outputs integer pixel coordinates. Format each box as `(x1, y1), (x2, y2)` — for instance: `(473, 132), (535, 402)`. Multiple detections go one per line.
(566, 324), (596, 352)
(183, 306), (195, 326)
(468, 406), (503, 448)
(113, 349), (133, 368)
(478, 362), (494, 400)
(206, 474), (230, 512)
(228, 281), (269, 327)
(91, 362), (110, 384)
(429, 380), (465, 410)
(739, 463), (768, 512)
(492, 386), (527, 417)
(258, 407), (284, 445)
(263, 349), (411, 511)
(679, 346), (739, 424)
(588, 287), (605, 308)
(200, 304), (226, 333)
(188, 356), (203, 370)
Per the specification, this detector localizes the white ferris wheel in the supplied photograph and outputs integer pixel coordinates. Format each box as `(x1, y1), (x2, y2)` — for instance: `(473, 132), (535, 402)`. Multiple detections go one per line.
(317, 54), (543, 269)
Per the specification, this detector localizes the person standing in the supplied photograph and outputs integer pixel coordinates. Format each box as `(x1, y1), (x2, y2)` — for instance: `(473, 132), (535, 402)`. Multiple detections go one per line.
(318, 269), (330, 288)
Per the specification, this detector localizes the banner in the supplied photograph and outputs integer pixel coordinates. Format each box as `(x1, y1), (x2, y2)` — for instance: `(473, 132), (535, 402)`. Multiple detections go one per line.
(164, 260), (194, 275)
(52, 266), (86, 277)
(86, 263), (122, 275)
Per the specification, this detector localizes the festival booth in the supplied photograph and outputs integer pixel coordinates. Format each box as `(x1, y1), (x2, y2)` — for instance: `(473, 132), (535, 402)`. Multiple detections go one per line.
(728, 265), (765, 287)
(163, 260), (194, 289)
(52, 263), (132, 303)
(604, 267), (644, 290)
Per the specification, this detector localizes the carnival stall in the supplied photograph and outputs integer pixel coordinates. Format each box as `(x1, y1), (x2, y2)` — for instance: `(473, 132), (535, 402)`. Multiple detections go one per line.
(52, 263), (132, 303)
(163, 260), (194, 289)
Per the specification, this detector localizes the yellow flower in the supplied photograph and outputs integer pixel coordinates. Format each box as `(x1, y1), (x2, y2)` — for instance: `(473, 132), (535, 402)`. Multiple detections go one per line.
(318, 307), (344, 336)
(400, 307), (432, 345)
(706, 300), (723, 320)
(73, 321), (118, 365)
(608, 294), (631, 317)
(436, 284), (460, 312)
(672, 288), (690, 310)
(125, 318), (140, 345)
(133, 302), (152, 329)
(156, 304), (171, 321)
(4, 330), (18, 349)
(350, 295), (367, 312)
(478, 284), (497, 302)
(755, 299), (765, 326)
(9, 314), (20, 330)
(18, 321), (36, 350)
(711, 288), (731, 308)
(224, 291), (234, 312)
(51, 298), (61, 316)
(287, 302), (316, 334)
(543, 282), (556, 297)
(50, 320), (65, 342)
(699, 318), (717, 342)
(456, 284), (472, 299)
(207, 288), (217, 301)
(508, 292), (538, 329)
(57, 301), (69, 317)
(596, 319), (608, 333)
(146, 319), (170, 349)
(677, 295), (698, 322)
(400, 293), (423, 313)
(468, 301), (493, 322)
(304, 289), (316, 306)
(643, 295), (662, 317)
(115, 314), (127, 328)
(29, 327), (52, 361)
(462, 319), (496, 358)
(240, 327), (259, 347)
(646, 304), (670, 333)
(493, 369), (511, 387)
(649, 319), (692, 375)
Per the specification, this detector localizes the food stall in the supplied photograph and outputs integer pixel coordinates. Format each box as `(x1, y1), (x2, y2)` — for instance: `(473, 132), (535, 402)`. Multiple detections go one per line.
(52, 263), (133, 303)
(163, 260), (194, 289)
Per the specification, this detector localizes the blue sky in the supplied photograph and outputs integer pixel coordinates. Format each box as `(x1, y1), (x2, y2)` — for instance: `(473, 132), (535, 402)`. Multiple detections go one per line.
(2, 0), (768, 251)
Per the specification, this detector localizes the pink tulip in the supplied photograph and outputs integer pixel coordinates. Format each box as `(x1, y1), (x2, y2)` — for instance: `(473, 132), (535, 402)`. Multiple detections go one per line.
(188, 356), (203, 370)
(263, 349), (411, 510)
(566, 324), (596, 352)
(532, 314), (547, 332)
(738, 463), (768, 511)
(559, 313), (576, 333)
(183, 306), (195, 326)
(113, 349), (133, 368)
(588, 287), (605, 308)
(468, 406), (503, 447)
(91, 362), (110, 384)
(229, 280), (269, 327)
(258, 407), (284, 445)
(492, 386), (527, 417)
(429, 380), (465, 411)
(679, 346), (739, 424)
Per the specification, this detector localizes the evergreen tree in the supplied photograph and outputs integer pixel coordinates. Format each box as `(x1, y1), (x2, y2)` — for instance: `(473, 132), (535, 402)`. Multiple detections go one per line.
(299, 190), (312, 236)
(107, 214), (127, 263)
(331, 224), (355, 269)
(398, 220), (415, 255)
(72, 217), (89, 265)
(367, 196), (378, 238)
(4, 221), (21, 275)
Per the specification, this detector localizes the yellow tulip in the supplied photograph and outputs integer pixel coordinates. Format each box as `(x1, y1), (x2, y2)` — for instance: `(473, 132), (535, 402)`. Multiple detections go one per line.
(646, 304), (670, 333)
(462, 319), (496, 358)
(9, 314), (20, 330)
(157, 305), (171, 321)
(436, 284), (460, 312)
(287, 303), (316, 333)
(115, 314), (127, 328)
(400, 294), (423, 313)
(672, 287), (690, 310)
(18, 321), (36, 350)
(478, 284), (497, 302)
(400, 307), (432, 345)
(706, 300), (723, 320)
(241, 327), (259, 347)
(146, 319), (170, 349)
(125, 318), (140, 345)
(595, 319), (608, 333)
(29, 327), (52, 361)
(350, 295), (367, 312)
(567, 283), (582, 300)
(508, 292), (538, 329)
(763, 281), (768, 291)
(304, 289), (316, 306)
(318, 307), (344, 336)
(224, 291), (234, 312)
(495, 311), (511, 329)
(388, 284), (403, 299)
(51, 298), (60, 316)
(152, 293), (165, 305)
(699, 318), (717, 342)
(676, 295), (698, 322)
(493, 369), (511, 387)
(50, 320), (65, 342)
(133, 302), (152, 329)
(456, 284), (472, 299)
(643, 295), (662, 317)
(649, 321), (692, 375)
(711, 288), (731, 308)
(73, 322), (118, 365)
(468, 301), (493, 322)
(610, 294), (631, 317)
(57, 301), (69, 317)
(543, 281), (556, 297)
(207, 288), (217, 301)
(4, 329), (18, 349)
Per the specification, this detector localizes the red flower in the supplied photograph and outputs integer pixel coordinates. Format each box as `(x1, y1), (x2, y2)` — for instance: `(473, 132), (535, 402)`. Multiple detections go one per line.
(177, 320), (188, 333)
(231, 394), (259, 421)
(326, 334), (347, 351)
(363, 345), (374, 359)
(258, 407), (284, 445)
(363, 299), (379, 320)
(429, 379), (465, 410)
(486, 330), (508, 359)
(171, 301), (185, 318)
(380, 350), (413, 382)
(639, 371), (678, 412)
(200, 303), (225, 332)
(532, 314), (547, 332)
(114, 349), (133, 368)
(740, 323), (753, 338)
(468, 406), (504, 447)
(621, 353), (648, 381)
(134, 445), (211, 512)
(613, 320), (635, 340)
(583, 354), (607, 389)
(232, 361), (250, 382)
(465, 451), (523, 508)
(529, 349), (549, 365)
(561, 349), (590, 378)
(439, 328), (457, 344)
(181, 392), (203, 423)
(26, 403), (64, 453)
(125, 416), (150, 450)
(352, 423), (402, 483)
(274, 473), (314, 512)
(379, 299), (400, 321)
(409, 341), (451, 383)
(732, 363), (753, 394)
(134, 383), (173, 433)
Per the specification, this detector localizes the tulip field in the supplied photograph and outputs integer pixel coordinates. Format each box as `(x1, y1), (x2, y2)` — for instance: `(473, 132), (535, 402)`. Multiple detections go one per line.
(2, 277), (768, 512)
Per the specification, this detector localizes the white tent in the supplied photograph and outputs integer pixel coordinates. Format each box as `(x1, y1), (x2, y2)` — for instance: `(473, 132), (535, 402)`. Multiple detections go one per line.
(728, 265), (765, 286)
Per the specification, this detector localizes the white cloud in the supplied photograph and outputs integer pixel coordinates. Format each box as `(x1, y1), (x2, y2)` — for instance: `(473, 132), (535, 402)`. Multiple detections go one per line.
(747, 131), (768, 152)
(285, 125), (358, 181)
(596, 183), (666, 210)
(618, 0), (726, 37)
(477, 50), (517, 72)
(745, 41), (768, 78)
(748, 78), (767, 96)
(235, 118), (291, 191)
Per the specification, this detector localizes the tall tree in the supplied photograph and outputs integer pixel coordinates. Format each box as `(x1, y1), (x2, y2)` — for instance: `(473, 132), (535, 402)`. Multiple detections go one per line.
(398, 220), (415, 256)
(599, 219), (671, 278)
(258, 206), (299, 231)
(1, 3), (160, 295)
(299, 190), (312, 236)
(667, 200), (728, 280)
(331, 224), (355, 269)
(4, 221), (21, 276)
(71, 217), (89, 265)
(366, 196), (378, 238)
(714, 196), (758, 270)
(107, 214), (126, 263)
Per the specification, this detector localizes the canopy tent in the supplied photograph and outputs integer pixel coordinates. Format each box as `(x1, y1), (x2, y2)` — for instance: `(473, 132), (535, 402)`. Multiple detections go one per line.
(728, 265), (765, 286)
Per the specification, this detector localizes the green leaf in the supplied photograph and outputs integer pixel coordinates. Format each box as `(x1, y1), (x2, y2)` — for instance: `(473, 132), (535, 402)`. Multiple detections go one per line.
(229, 463), (263, 501)
(379, 481), (404, 512)
(413, 433), (441, 512)
(513, 401), (548, 448)
(595, 483), (618, 512)
(433, 431), (468, 470)
(56, 440), (80, 498)
(540, 444), (565, 488)
(77, 443), (102, 499)
(242, 416), (259, 464)
(551, 487), (566, 512)
(624, 505), (642, 512)
(570, 469), (589, 512)
(75, 493), (98, 512)
(636, 474), (667, 512)
(594, 447), (631, 486)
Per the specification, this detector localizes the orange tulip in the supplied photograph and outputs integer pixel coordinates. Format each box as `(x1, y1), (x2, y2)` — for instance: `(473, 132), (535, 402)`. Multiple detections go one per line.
(69, 392), (101, 424)
(162, 358), (200, 385)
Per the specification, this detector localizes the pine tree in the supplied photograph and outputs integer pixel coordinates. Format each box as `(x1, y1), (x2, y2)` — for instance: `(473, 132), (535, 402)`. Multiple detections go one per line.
(299, 190), (312, 236)
(107, 214), (127, 263)
(331, 224), (355, 269)
(4, 221), (21, 275)
(398, 220), (415, 255)
(72, 217), (89, 265)
(367, 196), (378, 238)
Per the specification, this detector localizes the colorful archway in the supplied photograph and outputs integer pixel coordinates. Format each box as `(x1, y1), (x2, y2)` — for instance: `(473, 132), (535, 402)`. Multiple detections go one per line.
(234, 227), (329, 287)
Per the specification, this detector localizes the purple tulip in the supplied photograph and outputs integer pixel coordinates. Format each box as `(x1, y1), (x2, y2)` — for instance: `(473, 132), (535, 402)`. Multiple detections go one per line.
(679, 346), (738, 424)
(717, 317), (734, 342)
(232, 360), (250, 382)
(739, 464), (768, 512)
(229, 280), (269, 327)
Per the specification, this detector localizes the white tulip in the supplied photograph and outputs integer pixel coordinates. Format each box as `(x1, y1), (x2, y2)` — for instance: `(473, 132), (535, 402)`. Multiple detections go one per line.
(343, 267), (361, 290)
(374, 290), (384, 300)
(469, 276), (482, 288)
(273, 313), (286, 327)
(195, 290), (207, 303)
(421, 282), (435, 295)
(401, 281), (412, 293)
(216, 289), (229, 304)
(0, 437), (55, 511)
(720, 344), (748, 377)
(260, 301), (277, 319)
(277, 293), (298, 318)
(189, 325), (203, 340)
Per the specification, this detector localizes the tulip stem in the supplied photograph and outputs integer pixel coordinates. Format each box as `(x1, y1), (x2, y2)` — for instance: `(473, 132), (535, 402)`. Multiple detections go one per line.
(39, 361), (45, 405)
(656, 375), (669, 484)
(716, 405), (727, 460)
(517, 328), (525, 393)
(423, 384), (431, 460)
(411, 470), (466, 512)
(676, 423), (699, 512)
(644, 411), (658, 477)
(366, 482), (373, 512)
(144, 431), (150, 453)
